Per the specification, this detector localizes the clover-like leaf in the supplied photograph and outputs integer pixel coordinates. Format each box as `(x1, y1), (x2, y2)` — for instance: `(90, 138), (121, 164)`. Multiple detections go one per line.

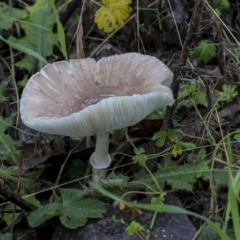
(125, 220), (145, 236)
(132, 147), (148, 167)
(94, 0), (132, 33)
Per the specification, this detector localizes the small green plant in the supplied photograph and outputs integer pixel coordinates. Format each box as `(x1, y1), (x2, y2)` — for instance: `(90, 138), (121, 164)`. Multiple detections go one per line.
(0, 113), (22, 164)
(216, 0), (230, 10)
(152, 129), (196, 157)
(125, 220), (145, 237)
(214, 84), (238, 103)
(0, 233), (21, 240)
(171, 141), (196, 157)
(150, 194), (165, 205)
(214, 0), (231, 17)
(132, 147), (148, 166)
(0, 0), (67, 71)
(178, 80), (208, 107)
(193, 40), (216, 64)
(234, 46), (240, 59)
(233, 129), (240, 142)
(113, 216), (147, 240)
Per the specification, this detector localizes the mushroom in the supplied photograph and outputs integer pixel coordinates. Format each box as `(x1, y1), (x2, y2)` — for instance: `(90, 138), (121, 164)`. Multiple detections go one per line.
(20, 53), (174, 183)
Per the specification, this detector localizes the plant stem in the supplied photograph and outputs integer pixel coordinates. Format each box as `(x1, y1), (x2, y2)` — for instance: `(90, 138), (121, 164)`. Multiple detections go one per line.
(90, 132), (112, 184)
(144, 165), (162, 191)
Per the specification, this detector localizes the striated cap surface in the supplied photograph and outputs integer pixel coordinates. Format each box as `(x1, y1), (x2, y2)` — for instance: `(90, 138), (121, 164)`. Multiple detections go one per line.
(20, 53), (174, 137)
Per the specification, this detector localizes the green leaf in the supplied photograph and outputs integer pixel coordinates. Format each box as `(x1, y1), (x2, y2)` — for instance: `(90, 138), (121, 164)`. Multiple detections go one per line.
(150, 195), (165, 205)
(15, 0), (58, 70)
(195, 91), (208, 107)
(3, 195), (40, 225)
(0, 165), (14, 179)
(200, 224), (220, 240)
(178, 84), (195, 98)
(214, 8), (222, 18)
(0, 81), (8, 103)
(178, 141), (196, 149)
(27, 188), (106, 229)
(0, 35), (48, 66)
(0, 233), (21, 240)
(229, 183), (240, 239)
(152, 131), (167, 147)
(132, 148), (148, 166)
(131, 160), (209, 191)
(131, 158), (237, 193)
(100, 172), (129, 188)
(52, 136), (65, 155)
(215, 84), (238, 102)
(133, 147), (145, 155)
(49, 0), (67, 59)
(172, 141), (196, 157)
(0, 2), (27, 30)
(172, 142), (182, 157)
(0, 113), (22, 163)
(158, 161), (209, 191)
(193, 40), (216, 64)
(216, 0), (230, 9)
(233, 131), (240, 142)
(195, 149), (206, 161)
(167, 131), (178, 142)
(28, 203), (62, 227)
(234, 46), (240, 59)
(125, 221), (145, 236)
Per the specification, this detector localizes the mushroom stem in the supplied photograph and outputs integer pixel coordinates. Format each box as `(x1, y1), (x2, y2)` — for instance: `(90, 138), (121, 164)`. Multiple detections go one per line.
(90, 132), (112, 184)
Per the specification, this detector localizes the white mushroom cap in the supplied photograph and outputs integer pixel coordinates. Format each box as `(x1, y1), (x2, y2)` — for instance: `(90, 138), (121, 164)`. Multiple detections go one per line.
(20, 53), (174, 137)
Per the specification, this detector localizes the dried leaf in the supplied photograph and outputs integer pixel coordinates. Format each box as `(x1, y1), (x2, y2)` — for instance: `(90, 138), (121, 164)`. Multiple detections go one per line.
(113, 200), (142, 219)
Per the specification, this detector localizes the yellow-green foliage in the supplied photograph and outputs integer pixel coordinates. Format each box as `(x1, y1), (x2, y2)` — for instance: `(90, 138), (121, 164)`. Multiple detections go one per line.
(94, 0), (132, 33)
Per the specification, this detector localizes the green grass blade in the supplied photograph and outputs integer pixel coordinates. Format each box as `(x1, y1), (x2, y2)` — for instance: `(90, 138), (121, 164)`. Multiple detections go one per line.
(0, 35), (48, 65)
(90, 182), (231, 240)
(49, 0), (68, 60)
(229, 183), (240, 240)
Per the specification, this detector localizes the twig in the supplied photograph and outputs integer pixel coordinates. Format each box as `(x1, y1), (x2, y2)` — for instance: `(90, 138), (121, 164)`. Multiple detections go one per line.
(76, 0), (86, 58)
(161, 0), (204, 131)
(0, 184), (37, 212)
(49, 140), (84, 203)
(179, 0), (203, 66)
